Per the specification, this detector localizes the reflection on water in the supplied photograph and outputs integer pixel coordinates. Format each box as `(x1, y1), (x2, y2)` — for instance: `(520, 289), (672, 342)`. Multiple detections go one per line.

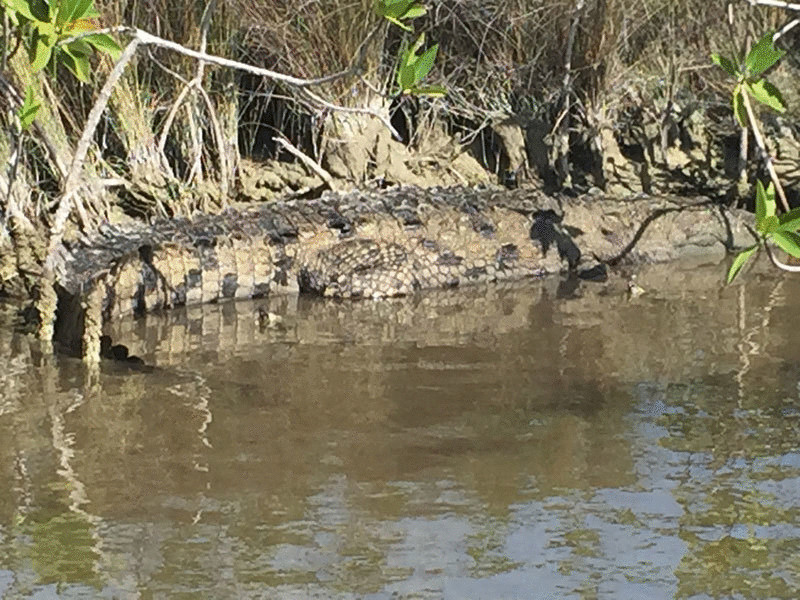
(1, 258), (800, 598)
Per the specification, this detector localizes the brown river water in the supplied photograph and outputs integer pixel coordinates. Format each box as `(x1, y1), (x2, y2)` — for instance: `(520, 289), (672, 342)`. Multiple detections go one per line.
(0, 257), (799, 599)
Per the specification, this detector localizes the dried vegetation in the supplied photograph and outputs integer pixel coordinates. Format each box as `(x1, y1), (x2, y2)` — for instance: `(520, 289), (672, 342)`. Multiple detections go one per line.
(0, 0), (794, 303)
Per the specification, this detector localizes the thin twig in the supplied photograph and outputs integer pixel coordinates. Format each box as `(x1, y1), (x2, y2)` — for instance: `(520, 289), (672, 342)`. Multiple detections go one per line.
(49, 36), (141, 259)
(195, 83), (230, 199)
(554, 0), (585, 186)
(301, 87), (400, 139)
(741, 88), (790, 212)
(37, 37), (141, 347)
(157, 81), (195, 153)
(274, 135), (336, 189)
(743, 1), (800, 41)
(744, 0), (800, 11)
(59, 26), (365, 88)
(186, 0), (215, 185)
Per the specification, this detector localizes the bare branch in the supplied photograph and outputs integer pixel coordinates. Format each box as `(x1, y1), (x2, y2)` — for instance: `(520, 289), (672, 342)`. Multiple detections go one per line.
(60, 26), (363, 88)
(740, 87), (790, 212)
(274, 135), (336, 190)
(301, 87), (400, 139)
(194, 83), (231, 199)
(157, 81), (196, 154)
(743, 0), (800, 11)
(185, 0), (216, 185)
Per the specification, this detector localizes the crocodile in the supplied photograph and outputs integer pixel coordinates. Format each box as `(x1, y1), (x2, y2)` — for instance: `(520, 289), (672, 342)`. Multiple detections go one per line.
(52, 185), (753, 356)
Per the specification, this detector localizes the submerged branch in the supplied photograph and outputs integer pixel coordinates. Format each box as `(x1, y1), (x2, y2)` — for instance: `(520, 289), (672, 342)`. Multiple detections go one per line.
(38, 37), (141, 348)
(764, 242), (800, 272)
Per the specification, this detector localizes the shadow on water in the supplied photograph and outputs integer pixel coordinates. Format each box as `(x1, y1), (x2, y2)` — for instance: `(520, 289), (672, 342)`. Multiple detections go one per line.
(1, 256), (799, 598)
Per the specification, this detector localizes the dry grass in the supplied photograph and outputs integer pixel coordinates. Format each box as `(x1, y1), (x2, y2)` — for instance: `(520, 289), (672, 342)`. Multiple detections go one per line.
(0, 0), (793, 229)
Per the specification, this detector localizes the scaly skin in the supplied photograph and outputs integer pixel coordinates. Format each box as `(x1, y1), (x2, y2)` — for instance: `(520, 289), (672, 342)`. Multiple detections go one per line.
(53, 185), (753, 355)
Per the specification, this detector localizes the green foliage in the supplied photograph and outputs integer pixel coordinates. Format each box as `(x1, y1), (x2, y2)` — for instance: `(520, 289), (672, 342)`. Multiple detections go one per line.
(777, 210), (800, 232)
(3, 0), (122, 81)
(375, 0), (446, 98)
(712, 32), (786, 129)
(1, 0), (121, 128)
(727, 245), (758, 283)
(711, 53), (737, 77)
(747, 79), (785, 113)
(375, 0), (427, 31)
(726, 180), (800, 282)
(755, 180), (775, 228)
(770, 230), (800, 258)
(396, 33), (445, 97)
(714, 32), (800, 283)
(745, 32), (785, 78)
(731, 84), (747, 128)
(17, 85), (40, 130)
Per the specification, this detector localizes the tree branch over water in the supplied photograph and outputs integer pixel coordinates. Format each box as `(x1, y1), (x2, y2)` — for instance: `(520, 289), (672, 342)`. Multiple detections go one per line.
(58, 26), (399, 137)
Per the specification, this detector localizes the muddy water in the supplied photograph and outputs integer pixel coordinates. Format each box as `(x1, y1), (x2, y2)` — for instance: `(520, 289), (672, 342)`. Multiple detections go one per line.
(1, 258), (799, 599)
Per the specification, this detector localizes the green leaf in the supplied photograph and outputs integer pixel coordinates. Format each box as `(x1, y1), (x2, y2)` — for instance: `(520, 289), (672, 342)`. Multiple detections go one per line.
(765, 181), (776, 215)
(28, 0), (49, 21)
(745, 31), (785, 78)
(397, 63), (415, 91)
(16, 85), (40, 130)
(69, 0), (95, 21)
(60, 47), (90, 82)
(4, 0), (37, 21)
(758, 214), (779, 235)
(711, 53), (738, 78)
(83, 33), (121, 60)
(396, 35), (432, 91)
(771, 230), (800, 258)
(33, 18), (55, 36)
(755, 179), (775, 227)
(71, 53), (90, 82)
(727, 245), (758, 283)
(385, 15), (412, 31)
(755, 180), (766, 223)
(56, 0), (79, 26)
(413, 43), (437, 82)
(401, 3), (426, 19)
(66, 39), (92, 55)
(29, 33), (53, 72)
(408, 85), (447, 97)
(409, 32), (425, 56)
(777, 208), (800, 232)
(732, 86), (747, 128)
(746, 79), (786, 113)
(376, 0), (415, 19)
